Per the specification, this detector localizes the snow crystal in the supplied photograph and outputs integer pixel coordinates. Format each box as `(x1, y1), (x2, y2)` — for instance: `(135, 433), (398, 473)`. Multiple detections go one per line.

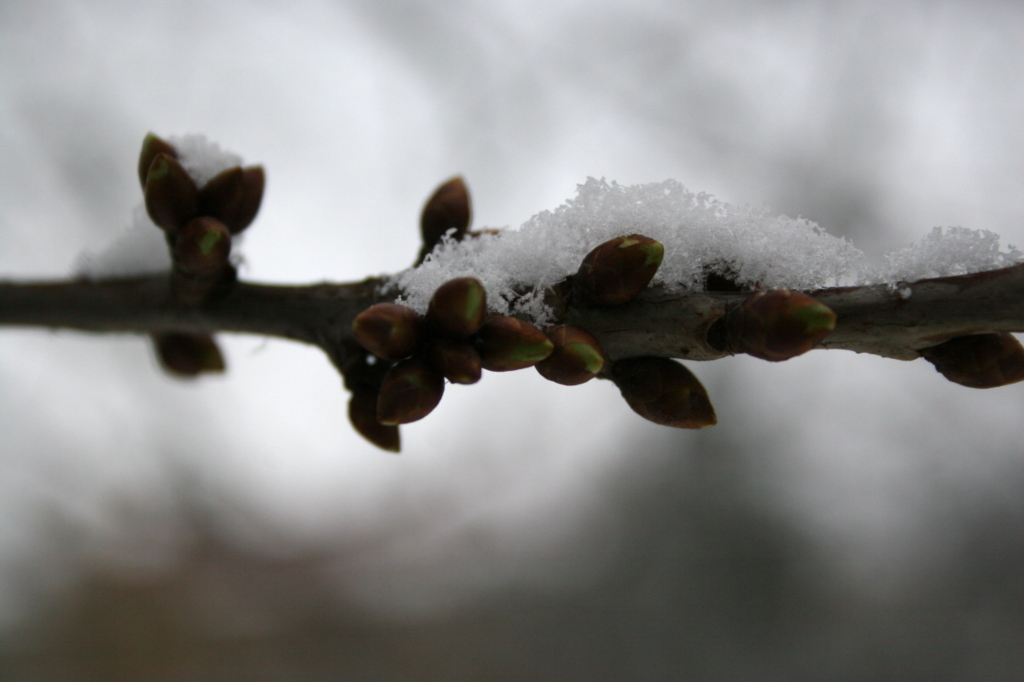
(76, 135), (248, 279)
(390, 178), (1023, 324)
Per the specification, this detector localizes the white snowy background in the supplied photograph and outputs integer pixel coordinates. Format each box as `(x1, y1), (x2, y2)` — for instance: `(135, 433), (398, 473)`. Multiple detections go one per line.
(2, 1), (1024, 678)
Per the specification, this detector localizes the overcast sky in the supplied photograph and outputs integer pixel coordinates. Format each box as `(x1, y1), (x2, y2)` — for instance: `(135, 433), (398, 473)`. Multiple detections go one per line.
(2, 0), (1024, 661)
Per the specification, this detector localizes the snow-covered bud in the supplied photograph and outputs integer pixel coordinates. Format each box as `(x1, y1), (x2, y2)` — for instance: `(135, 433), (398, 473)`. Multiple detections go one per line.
(198, 165), (265, 234)
(611, 357), (716, 428)
(535, 325), (606, 385)
(730, 290), (836, 362)
(174, 217), (232, 277)
(426, 277), (487, 339)
(377, 357), (445, 425)
(574, 234), (664, 306)
(138, 133), (178, 188)
(352, 303), (425, 362)
(144, 152), (199, 233)
(153, 332), (225, 377)
(476, 315), (554, 372)
(418, 176), (471, 264)
(427, 338), (482, 385)
(919, 332), (1024, 389)
(349, 389), (401, 453)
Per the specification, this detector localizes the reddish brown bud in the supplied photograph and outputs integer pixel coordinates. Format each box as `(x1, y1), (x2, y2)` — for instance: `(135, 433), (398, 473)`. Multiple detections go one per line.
(352, 303), (425, 361)
(153, 333), (225, 377)
(426, 277), (487, 339)
(377, 357), (445, 425)
(418, 177), (471, 264)
(198, 165), (265, 234)
(349, 389), (401, 452)
(611, 357), (716, 429)
(427, 338), (482, 385)
(919, 333), (1024, 388)
(174, 217), (232, 276)
(144, 152), (199, 233)
(476, 316), (554, 372)
(138, 133), (178, 188)
(729, 290), (836, 362)
(535, 325), (606, 385)
(575, 234), (664, 306)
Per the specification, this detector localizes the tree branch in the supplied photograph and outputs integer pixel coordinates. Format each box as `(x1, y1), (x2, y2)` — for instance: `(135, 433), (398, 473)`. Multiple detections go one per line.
(3, 263), (1024, 365)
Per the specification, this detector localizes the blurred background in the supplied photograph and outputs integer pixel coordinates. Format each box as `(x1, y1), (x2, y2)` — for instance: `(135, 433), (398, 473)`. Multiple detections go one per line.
(3, 1), (1024, 679)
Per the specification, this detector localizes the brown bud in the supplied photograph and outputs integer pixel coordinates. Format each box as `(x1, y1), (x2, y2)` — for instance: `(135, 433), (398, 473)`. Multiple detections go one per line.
(919, 333), (1024, 389)
(138, 133), (178, 188)
(611, 357), (716, 429)
(377, 357), (445, 425)
(535, 325), (606, 385)
(153, 333), (225, 377)
(417, 176), (471, 265)
(144, 152), (199, 233)
(427, 338), (482, 385)
(426, 277), (487, 339)
(729, 290), (836, 362)
(352, 303), (425, 361)
(198, 165), (265, 234)
(174, 217), (232, 276)
(476, 315), (554, 372)
(349, 389), (401, 453)
(575, 234), (664, 306)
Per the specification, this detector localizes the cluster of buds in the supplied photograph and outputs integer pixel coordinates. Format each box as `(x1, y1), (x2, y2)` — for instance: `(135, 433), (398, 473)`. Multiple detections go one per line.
(919, 332), (1024, 388)
(138, 133), (265, 377)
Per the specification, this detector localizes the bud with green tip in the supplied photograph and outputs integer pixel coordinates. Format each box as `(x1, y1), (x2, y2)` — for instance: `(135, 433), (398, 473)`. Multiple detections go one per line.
(377, 357), (445, 425)
(729, 290), (836, 362)
(153, 333), (226, 377)
(349, 389), (401, 452)
(352, 303), (425, 362)
(138, 133), (178, 188)
(476, 315), (554, 372)
(418, 176), (471, 265)
(535, 325), (606, 385)
(174, 217), (232, 277)
(427, 338), (482, 385)
(611, 357), (716, 428)
(198, 165), (265, 234)
(919, 332), (1024, 388)
(144, 152), (199, 233)
(426, 277), (487, 339)
(574, 234), (664, 306)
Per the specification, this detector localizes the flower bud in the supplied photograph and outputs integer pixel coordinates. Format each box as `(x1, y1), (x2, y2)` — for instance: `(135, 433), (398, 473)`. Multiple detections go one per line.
(427, 338), (482, 385)
(144, 152), (199, 233)
(611, 357), (716, 428)
(476, 315), (554, 372)
(574, 234), (664, 306)
(174, 217), (232, 276)
(138, 133), (178, 188)
(352, 303), (425, 361)
(730, 290), (836, 362)
(198, 165), (265, 234)
(535, 325), (606, 385)
(919, 332), (1024, 388)
(426, 277), (487, 339)
(377, 357), (445, 425)
(349, 389), (401, 452)
(418, 176), (471, 264)
(153, 333), (225, 377)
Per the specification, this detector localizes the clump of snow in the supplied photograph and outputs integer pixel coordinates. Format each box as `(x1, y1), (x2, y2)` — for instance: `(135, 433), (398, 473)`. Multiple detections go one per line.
(76, 135), (248, 279)
(868, 226), (1022, 284)
(391, 178), (1023, 324)
(391, 178), (864, 323)
(76, 207), (172, 279)
(167, 134), (243, 188)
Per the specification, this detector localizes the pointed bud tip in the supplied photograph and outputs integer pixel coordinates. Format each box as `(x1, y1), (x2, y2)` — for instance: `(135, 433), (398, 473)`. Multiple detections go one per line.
(575, 234), (664, 306)
(477, 316), (554, 372)
(377, 358), (445, 425)
(352, 303), (424, 362)
(426, 277), (487, 339)
(920, 332), (1024, 388)
(535, 325), (606, 385)
(612, 357), (716, 428)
